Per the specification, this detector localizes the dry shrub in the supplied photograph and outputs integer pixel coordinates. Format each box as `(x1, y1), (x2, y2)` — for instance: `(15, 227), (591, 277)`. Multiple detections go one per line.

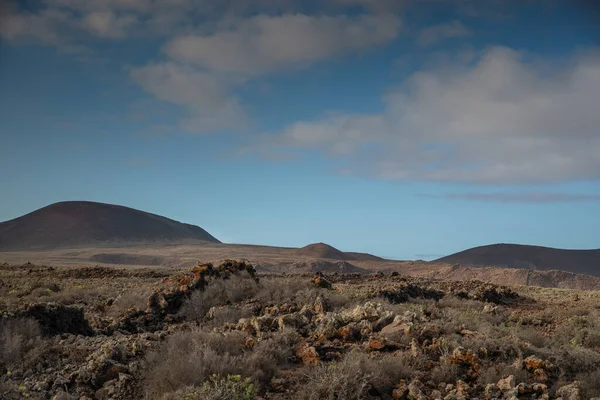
(477, 363), (528, 386)
(458, 336), (521, 362)
(168, 375), (257, 400)
(45, 286), (118, 305)
(438, 295), (483, 311)
(109, 288), (153, 316)
(207, 307), (254, 327)
(297, 352), (374, 400)
(371, 353), (420, 393)
(0, 317), (41, 367)
(530, 345), (600, 378)
(577, 369), (600, 398)
(441, 308), (490, 332)
(431, 363), (460, 386)
(515, 326), (547, 348)
(297, 351), (417, 400)
(143, 329), (298, 399)
(179, 275), (260, 321)
(257, 277), (355, 310)
(255, 277), (310, 304)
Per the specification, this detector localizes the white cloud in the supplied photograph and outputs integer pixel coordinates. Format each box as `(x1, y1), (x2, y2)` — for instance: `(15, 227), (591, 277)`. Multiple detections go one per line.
(254, 47), (600, 184)
(164, 13), (401, 74)
(81, 11), (138, 38)
(130, 62), (247, 132)
(131, 10), (400, 133)
(0, 7), (75, 45)
(417, 20), (471, 47)
(421, 192), (600, 203)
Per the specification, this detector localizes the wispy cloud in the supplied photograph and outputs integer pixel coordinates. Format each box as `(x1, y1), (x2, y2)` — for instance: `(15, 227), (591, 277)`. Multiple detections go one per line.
(420, 192), (600, 203)
(417, 20), (471, 47)
(250, 47), (600, 184)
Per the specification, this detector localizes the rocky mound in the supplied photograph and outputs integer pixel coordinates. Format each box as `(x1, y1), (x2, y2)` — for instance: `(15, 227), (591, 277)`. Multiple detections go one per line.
(0, 201), (220, 251)
(436, 243), (600, 276)
(290, 260), (369, 274)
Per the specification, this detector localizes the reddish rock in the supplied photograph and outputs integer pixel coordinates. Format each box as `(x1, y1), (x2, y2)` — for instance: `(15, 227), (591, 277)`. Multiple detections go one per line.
(312, 276), (333, 289)
(368, 337), (386, 351)
(392, 380), (409, 399)
(446, 347), (481, 381)
(337, 323), (360, 341)
(295, 341), (320, 365)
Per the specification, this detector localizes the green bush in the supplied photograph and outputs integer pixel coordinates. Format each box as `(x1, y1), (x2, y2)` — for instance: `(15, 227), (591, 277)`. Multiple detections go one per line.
(181, 375), (257, 400)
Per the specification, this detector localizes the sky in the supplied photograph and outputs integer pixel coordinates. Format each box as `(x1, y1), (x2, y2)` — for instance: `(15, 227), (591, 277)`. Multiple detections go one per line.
(1, 0), (600, 260)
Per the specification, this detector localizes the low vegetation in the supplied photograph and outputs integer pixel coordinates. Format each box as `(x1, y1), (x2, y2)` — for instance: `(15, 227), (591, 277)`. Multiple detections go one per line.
(1, 262), (600, 399)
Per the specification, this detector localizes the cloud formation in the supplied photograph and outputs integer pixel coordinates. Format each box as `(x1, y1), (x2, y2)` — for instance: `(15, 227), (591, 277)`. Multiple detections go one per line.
(164, 14), (401, 75)
(130, 62), (247, 132)
(134, 11), (400, 131)
(254, 46), (600, 184)
(417, 20), (471, 47)
(421, 192), (600, 203)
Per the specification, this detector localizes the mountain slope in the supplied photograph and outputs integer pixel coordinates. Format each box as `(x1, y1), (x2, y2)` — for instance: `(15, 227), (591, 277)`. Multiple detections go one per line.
(293, 242), (384, 261)
(435, 243), (600, 276)
(0, 201), (220, 250)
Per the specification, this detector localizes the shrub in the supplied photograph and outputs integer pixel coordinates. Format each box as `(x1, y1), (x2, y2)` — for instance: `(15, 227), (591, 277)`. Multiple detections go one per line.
(370, 353), (419, 394)
(438, 296), (483, 311)
(477, 363), (528, 386)
(578, 369), (600, 398)
(257, 277), (354, 308)
(297, 352), (374, 400)
(514, 326), (547, 348)
(179, 275), (260, 321)
(143, 328), (296, 399)
(297, 351), (420, 399)
(109, 288), (153, 315)
(207, 306), (254, 327)
(176, 375), (257, 400)
(255, 277), (311, 305)
(0, 318), (41, 367)
(430, 363), (460, 386)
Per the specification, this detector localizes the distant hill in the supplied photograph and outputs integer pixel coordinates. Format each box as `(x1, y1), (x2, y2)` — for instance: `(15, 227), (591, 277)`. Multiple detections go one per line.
(435, 243), (600, 276)
(294, 242), (384, 262)
(0, 201), (220, 250)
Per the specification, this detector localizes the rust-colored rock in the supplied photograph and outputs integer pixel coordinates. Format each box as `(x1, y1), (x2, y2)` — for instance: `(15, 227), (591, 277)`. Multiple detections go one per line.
(336, 323), (360, 341)
(446, 347), (481, 381)
(295, 340), (320, 365)
(524, 355), (555, 383)
(381, 317), (412, 337)
(392, 380), (409, 399)
(368, 337), (386, 351)
(312, 275), (332, 289)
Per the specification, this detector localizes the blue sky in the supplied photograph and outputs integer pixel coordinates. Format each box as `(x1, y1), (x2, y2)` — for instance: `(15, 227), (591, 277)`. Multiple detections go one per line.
(1, 0), (600, 259)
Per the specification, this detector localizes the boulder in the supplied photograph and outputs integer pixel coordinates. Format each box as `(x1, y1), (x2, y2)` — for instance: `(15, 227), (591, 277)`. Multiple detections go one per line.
(295, 341), (319, 365)
(497, 375), (515, 392)
(556, 382), (582, 400)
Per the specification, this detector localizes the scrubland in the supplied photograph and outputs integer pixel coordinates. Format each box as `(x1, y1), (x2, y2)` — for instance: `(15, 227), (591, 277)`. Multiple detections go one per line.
(1, 261), (600, 399)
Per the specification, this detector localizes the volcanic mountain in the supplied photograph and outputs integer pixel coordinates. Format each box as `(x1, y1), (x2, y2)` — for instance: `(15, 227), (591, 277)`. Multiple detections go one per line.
(294, 242), (384, 262)
(0, 201), (220, 250)
(435, 243), (600, 276)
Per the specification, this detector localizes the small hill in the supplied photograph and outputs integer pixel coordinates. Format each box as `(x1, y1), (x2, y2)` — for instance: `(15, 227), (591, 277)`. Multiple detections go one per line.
(295, 242), (348, 259)
(293, 242), (383, 261)
(435, 243), (600, 277)
(0, 201), (220, 250)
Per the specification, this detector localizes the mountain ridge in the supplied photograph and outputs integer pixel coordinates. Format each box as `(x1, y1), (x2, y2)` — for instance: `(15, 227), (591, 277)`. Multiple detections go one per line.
(0, 201), (220, 250)
(435, 243), (600, 276)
